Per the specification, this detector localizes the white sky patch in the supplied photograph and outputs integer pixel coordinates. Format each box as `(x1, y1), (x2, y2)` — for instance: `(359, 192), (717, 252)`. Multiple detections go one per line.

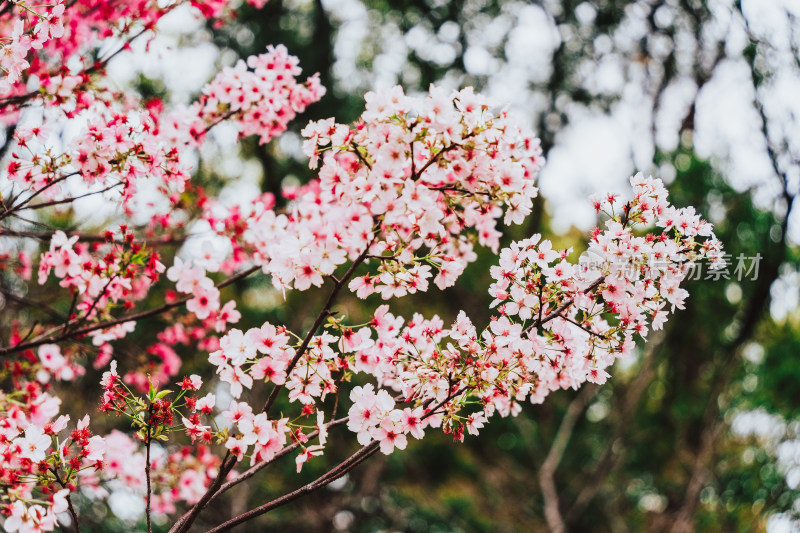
(655, 77), (699, 152)
(539, 112), (636, 232)
(694, 59), (775, 191)
(108, 491), (146, 522)
(106, 4), (219, 104)
(504, 4), (560, 84)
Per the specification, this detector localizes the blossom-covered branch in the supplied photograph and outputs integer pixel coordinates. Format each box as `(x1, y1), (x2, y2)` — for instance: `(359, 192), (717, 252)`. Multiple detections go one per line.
(0, 3), (724, 531)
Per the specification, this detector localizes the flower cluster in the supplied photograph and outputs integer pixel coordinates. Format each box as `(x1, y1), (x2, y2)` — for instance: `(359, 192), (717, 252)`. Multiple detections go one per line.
(0, 0), (235, 110)
(3, 34), (320, 394)
(6, 44), (322, 222)
(187, 171), (721, 477)
(38, 228), (165, 320)
(94, 364), (231, 513)
(0, 384), (106, 533)
(95, 430), (225, 515)
(189, 45), (325, 145)
(166, 176), (719, 482)
(220, 85), (542, 297)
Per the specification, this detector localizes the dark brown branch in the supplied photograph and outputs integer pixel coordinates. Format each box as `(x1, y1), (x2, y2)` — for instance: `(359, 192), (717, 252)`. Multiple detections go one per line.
(168, 451), (235, 533)
(205, 386), (470, 532)
(365, 254), (399, 262)
(51, 468), (81, 533)
(145, 404), (154, 533)
(69, 274), (118, 334)
(197, 416), (351, 513)
(0, 266), (260, 356)
(205, 442), (381, 533)
(22, 182), (123, 211)
(0, 227), (184, 246)
(0, 286), (66, 321)
(524, 278), (605, 336)
(0, 172), (79, 220)
(556, 313), (607, 339)
(422, 386), (467, 418)
(188, 388), (467, 533)
(428, 186), (492, 197)
(0, 124), (16, 160)
(64, 492), (81, 533)
(411, 143), (459, 181)
(0, 27), (149, 110)
(349, 141), (372, 170)
(62, 291), (79, 334)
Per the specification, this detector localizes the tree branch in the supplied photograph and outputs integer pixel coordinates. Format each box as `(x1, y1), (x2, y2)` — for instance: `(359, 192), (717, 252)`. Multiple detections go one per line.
(0, 265), (260, 356)
(0, 286), (67, 321)
(171, 415), (351, 532)
(205, 442), (381, 533)
(524, 278), (605, 336)
(145, 404), (154, 533)
(539, 384), (597, 533)
(0, 227), (185, 246)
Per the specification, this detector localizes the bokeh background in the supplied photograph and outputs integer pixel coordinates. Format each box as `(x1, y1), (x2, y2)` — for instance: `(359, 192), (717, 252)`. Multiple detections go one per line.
(9, 0), (800, 531)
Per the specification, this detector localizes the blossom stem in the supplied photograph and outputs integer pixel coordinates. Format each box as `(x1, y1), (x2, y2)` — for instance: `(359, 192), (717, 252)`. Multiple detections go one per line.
(523, 277), (605, 336)
(261, 244), (373, 415)
(207, 416), (351, 504)
(145, 406), (153, 533)
(51, 468), (81, 533)
(168, 451), (235, 533)
(65, 493), (81, 533)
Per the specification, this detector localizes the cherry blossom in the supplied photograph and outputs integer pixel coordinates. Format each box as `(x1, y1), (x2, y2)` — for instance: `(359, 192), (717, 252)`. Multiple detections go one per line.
(0, 3), (724, 528)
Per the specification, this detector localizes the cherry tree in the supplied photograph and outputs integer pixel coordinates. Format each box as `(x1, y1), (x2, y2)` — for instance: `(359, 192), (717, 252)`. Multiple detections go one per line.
(0, 1), (724, 532)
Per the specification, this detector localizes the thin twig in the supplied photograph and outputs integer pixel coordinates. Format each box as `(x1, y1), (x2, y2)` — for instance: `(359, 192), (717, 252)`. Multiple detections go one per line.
(524, 278), (605, 336)
(204, 387), (469, 532)
(0, 172), (78, 220)
(349, 141), (372, 170)
(557, 313), (607, 339)
(168, 451), (235, 533)
(0, 227), (184, 246)
(0, 286), (66, 320)
(196, 416), (351, 513)
(51, 468), (81, 533)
